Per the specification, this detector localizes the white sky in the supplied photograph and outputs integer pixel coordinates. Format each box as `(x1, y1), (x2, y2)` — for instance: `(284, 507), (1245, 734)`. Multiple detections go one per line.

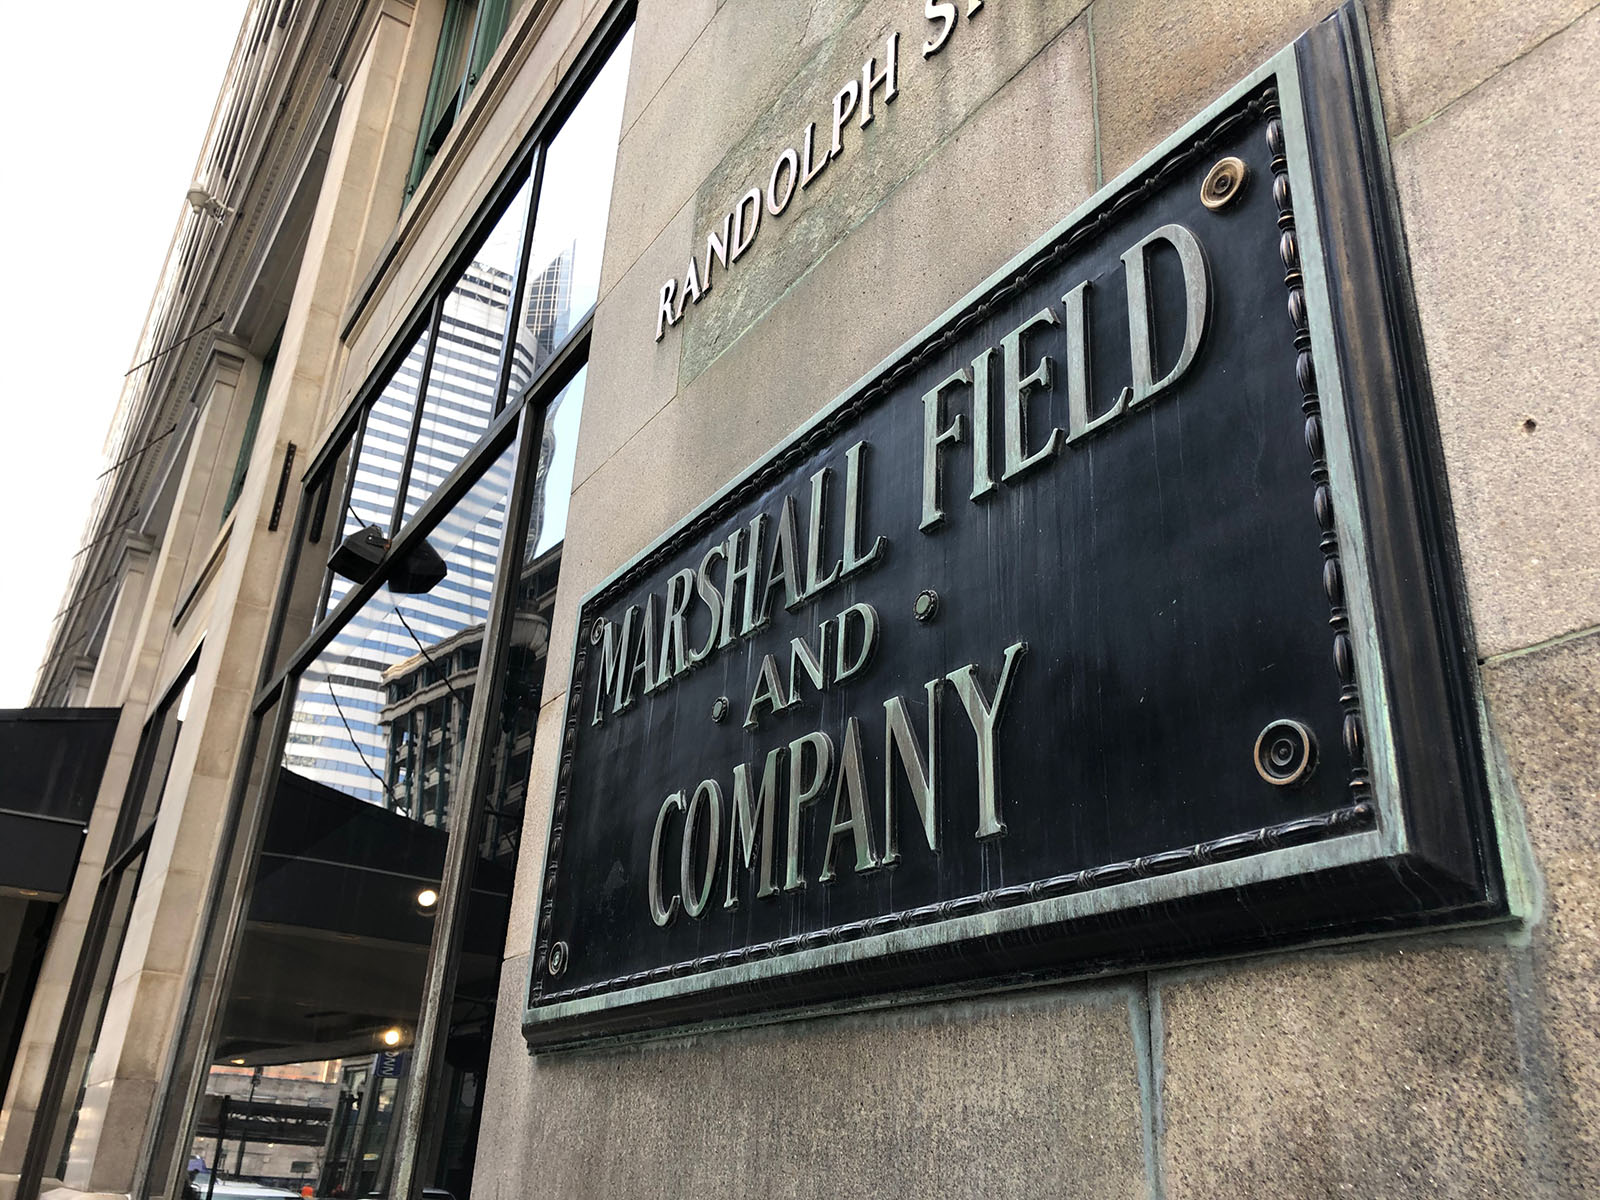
(0, 2), (247, 705)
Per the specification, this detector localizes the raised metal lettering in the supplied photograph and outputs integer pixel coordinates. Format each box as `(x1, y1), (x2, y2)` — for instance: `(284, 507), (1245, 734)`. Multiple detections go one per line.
(1063, 280), (1128, 443)
(744, 654), (791, 729)
(719, 516), (765, 648)
(834, 602), (879, 684)
(679, 255), (704, 314)
(628, 595), (661, 700)
(655, 280), (677, 341)
(784, 731), (835, 891)
(611, 605), (639, 714)
(725, 749), (781, 907)
(841, 440), (886, 573)
(1001, 308), (1063, 481)
(819, 717), (881, 881)
(860, 33), (899, 129)
(591, 617), (624, 725)
(882, 681), (940, 864)
(804, 467), (842, 598)
(920, 367), (969, 531)
(830, 80), (859, 158)
(704, 212), (732, 291)
(659, 568), (695, 680)
(800, 121), (828, 188)
(761, 495), (804, 619)
(947, 641), (1028, 839)
(689, 543), (725, 665)
(787, 625), (828, 707)
(731, 188), (762, 262)
(679, 780), (722, 919)
(648, 791), (685, 927)
(1123, 223), (1209, 408)
(768, 148), (799, 216)
(969, 348), (996, 500)
(923, 1), (957, 57)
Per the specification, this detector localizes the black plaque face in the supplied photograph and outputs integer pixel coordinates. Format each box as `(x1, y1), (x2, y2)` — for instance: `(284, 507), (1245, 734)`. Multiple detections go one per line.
(525, 7), (1504, 1049)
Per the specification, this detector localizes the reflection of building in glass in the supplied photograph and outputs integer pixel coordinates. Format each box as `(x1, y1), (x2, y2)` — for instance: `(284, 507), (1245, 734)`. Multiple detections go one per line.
(509, 243), (575, 395)
(524, 246), (573, 356)
(378, 547), (560, 856)
(283, 264), (518, 810)
(283, 245), (581, 813)
(189, 1063), (341, 1191)
(283, 449), (514, 810)
(380, 630), (480, 828)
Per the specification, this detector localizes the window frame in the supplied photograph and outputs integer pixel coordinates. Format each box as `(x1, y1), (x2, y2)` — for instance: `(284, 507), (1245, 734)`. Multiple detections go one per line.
(133, 8), (635, 1198)
(405, 0), (520, 200)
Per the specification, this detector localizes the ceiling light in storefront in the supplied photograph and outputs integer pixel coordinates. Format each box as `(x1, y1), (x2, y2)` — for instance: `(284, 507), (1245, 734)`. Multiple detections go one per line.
(415, 888), (439, 910)
(381, 1028), (403, 1047)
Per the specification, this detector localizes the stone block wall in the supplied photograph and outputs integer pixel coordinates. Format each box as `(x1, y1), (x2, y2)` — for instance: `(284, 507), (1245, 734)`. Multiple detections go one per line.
(475, 2), (1600, 1196)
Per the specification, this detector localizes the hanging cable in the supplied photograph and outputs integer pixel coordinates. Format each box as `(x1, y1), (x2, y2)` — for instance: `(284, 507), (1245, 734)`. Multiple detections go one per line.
(122, 314), (226, 377)
(94, 424), (178, 481)
(324, 677), (398, 810)
(341, 497), (473, 714)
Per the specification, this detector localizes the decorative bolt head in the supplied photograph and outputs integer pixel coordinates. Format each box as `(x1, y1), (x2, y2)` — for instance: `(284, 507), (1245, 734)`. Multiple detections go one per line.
(710, 696), (730, 723)
(589, 619), (606, 645)
(1201, 156), (1250, 210)
(1253, 719), (1317, 787)
(547, 940), (569, 977)
(913, 589), (940, 622)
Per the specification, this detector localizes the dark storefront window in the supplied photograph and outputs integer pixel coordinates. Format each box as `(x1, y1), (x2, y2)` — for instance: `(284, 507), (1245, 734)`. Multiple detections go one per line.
(143, 20), (631, 1200)
(18, 661), (199, 1197)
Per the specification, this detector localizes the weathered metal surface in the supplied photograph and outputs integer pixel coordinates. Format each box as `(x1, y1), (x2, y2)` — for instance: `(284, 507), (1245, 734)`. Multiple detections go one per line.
(524, 7), (1503, 1050)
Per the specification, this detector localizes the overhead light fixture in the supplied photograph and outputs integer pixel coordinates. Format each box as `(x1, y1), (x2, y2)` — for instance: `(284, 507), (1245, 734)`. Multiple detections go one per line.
(388, 539), (447, 594)
(415, 887), (439, 912)
(381, 1028), (403, 1048)
(328, 525), (448, 595)
(231, 1058), (246, 1066)
(185, 183), (233, 221)
(329, 524), (389, 583)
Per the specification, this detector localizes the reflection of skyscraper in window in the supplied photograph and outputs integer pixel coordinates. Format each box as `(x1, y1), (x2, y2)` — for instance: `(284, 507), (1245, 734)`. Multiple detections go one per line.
(283, 256), (521, 812)
(510, 244), (575, 392)
(282, 444), (515, 812)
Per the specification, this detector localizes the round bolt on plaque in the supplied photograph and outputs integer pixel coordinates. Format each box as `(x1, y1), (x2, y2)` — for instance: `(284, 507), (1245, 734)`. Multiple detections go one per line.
(1254, 719), (1317, 787)
(913, 589), (940, 622)
(547, 940), (569, 977)
(1201, 156), (1250, 210)
(710, 696), (729, 723)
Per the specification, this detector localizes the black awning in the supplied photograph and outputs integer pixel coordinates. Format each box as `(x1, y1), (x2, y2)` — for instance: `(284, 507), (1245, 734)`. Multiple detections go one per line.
(0, 708), (119, 896)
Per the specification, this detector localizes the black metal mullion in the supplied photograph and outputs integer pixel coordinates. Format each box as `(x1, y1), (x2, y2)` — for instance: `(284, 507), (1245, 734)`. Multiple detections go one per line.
(103, 823), (155, 881)
(389, 295), (445, 532)
(493, 148), (546, 415)
(390, 396), (546, 1200)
